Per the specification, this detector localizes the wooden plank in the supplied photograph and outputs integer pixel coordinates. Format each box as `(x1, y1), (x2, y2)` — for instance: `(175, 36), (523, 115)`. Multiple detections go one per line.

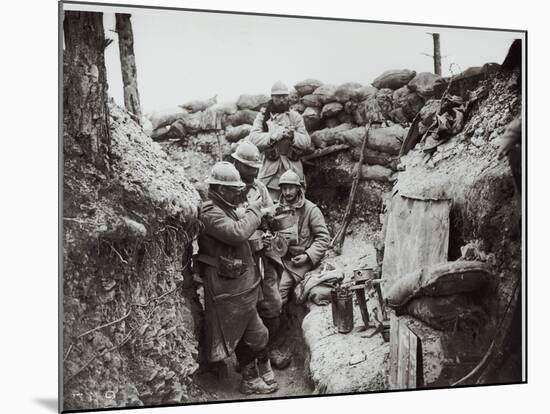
(408, 328), (418, 389)
(381, 194), (451, 298)
(389, 311), (399, 389)
(397, 320), (410, 389)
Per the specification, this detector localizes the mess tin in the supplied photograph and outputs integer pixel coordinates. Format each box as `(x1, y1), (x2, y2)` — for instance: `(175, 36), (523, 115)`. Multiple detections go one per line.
(271, 210), (297, 231)
(248, 230), (265, 253)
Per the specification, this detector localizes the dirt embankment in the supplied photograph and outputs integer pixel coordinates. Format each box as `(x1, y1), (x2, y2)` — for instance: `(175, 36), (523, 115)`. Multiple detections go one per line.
(63, 103), (205, 410)
(395, 68), (522, 382)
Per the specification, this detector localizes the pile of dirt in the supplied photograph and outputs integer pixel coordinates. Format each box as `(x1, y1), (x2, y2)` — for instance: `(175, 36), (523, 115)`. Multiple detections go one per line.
(63, 103), (206, 410)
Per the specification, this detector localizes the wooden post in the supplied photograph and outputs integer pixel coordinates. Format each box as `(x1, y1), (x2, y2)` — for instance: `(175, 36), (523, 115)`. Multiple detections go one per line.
(432, 33), (442, 75)
(115, 13), (142, 121)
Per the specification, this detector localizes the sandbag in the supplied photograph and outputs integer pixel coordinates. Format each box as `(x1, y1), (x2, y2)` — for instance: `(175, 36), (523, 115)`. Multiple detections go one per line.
(376, 88), (394, 119)
(294, 79), (323, 96)
(366, 124), (405, 155)
(180, 112), (202, 135)
(151, 125), (171, 140)
(225, 109), (258, 127)
(352, 106), (368, 126)
(168, 119), (186, 138)
(408, 72), (444, 98)
(344, 100), (358, 115)
(324, 117), (340, 129)
(148, 107), (188, 129)
(389, 108), (409, 124)
(290, 102), (306, 113)
(289, 88), (300, 105)
(312, 84), (337, 104)
(334, 82), (363, 103)
(336, 126), (366, 147)
(321, 102), (343, 118)
(372, 69), (416, 90)
(356, 164), (394, 182)
(351, 146), (399, 168)
(386, 260), (494, 308)
(393, 86), (425, 120)
(364, 96), (385, 124)
(225, 124), (252, 143)
(337, 111), (353, 124)
(302, 107), (322, 132)
(403, 294), (487, 332)
(179, 95), (217, 113)
(236, 94), (270, 111)
(209, 101), (238, 115)
(356, 85), (378, 101)
(310, 123), (354, 148)
(301, 94), (323, 108)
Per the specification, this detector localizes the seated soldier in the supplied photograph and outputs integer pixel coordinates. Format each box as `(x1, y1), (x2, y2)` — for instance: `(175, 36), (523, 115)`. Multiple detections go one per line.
(274, 170), (330, 305)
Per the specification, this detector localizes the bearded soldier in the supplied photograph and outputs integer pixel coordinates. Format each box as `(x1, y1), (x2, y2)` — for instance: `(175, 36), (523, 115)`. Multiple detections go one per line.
(248, 81), (311, 201)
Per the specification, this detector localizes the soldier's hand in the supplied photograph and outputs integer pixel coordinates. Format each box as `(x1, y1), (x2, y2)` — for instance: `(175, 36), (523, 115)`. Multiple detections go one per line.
(291, 254), (309, 266)
(260, 205), (277, 217)
(283, 127), (295, 140)
(249, 196), (263, 211)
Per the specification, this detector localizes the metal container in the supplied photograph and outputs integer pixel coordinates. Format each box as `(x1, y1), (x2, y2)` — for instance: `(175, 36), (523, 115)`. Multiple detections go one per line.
(248, 230), (264, 253)
(272, 211), (297, 231)
(331, 287), (354, 334)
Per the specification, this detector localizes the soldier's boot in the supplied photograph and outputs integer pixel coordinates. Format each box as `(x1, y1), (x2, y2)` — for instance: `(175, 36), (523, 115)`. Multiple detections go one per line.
(269, 349), (292, 370)
(239, 361), (278, 395)
(257, 356), (278, 386)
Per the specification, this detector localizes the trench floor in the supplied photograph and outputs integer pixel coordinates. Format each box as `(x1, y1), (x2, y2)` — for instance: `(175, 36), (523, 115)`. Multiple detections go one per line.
(196, 303), (314, 401)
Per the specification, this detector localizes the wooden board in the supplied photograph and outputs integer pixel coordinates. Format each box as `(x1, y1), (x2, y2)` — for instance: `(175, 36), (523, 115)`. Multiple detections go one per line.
(381, 193), (451, 298)
(389, 313), (420, 390)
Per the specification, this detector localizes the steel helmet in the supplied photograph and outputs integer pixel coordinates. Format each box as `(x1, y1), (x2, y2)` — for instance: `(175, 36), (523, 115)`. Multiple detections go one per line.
(231, 141), (262, 168)
(271, 81), (289, 96)
(205, 161), (245, 187)
(278, 170), (302, 187)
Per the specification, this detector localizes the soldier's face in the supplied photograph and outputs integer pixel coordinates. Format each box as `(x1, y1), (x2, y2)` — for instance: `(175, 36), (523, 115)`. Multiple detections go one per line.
(235, 160), (258, 184)
(281, 184), (300, 203)
(220, 186), (243, 205)
(271, 94), (289, 112)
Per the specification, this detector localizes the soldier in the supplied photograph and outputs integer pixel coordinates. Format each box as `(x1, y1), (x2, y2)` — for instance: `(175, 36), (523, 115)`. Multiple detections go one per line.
(231, 141), (291, 373)
(197, 161), (278, 394)
(248, 81), (311, 201)
(275, 170), (330, 305)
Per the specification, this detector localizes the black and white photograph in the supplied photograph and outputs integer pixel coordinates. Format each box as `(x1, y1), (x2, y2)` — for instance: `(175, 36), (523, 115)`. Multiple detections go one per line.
(58, 1), (527, 412)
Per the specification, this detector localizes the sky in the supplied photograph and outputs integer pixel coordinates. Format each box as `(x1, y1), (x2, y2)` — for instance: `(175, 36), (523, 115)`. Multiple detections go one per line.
(64, 3), (524, 115)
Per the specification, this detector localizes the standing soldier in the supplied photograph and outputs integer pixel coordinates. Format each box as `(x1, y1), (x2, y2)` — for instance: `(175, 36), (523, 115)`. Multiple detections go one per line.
(198, 161), (278, 394)
(248, 81), (311, 201)
(231, 141), (291, 374)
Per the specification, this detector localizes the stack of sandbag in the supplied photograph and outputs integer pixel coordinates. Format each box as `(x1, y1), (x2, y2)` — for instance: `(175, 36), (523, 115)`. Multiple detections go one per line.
(344, 124), (406, 182)
(385, 260), (494, 332)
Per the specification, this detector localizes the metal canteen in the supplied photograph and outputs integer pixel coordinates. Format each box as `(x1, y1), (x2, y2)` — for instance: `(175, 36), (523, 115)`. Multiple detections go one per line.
(270, 233), (288, 257)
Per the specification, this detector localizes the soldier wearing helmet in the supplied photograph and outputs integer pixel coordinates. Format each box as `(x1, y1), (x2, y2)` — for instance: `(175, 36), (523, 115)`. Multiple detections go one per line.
(248, 81), (311, 201)
(230, 140), (291, 374)
(197, 161), (278, 394)
(275, 170), (330, 305)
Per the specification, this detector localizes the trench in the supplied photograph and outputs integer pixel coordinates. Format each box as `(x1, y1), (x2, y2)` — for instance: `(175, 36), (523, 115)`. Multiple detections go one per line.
(190, 150), (390, 399)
